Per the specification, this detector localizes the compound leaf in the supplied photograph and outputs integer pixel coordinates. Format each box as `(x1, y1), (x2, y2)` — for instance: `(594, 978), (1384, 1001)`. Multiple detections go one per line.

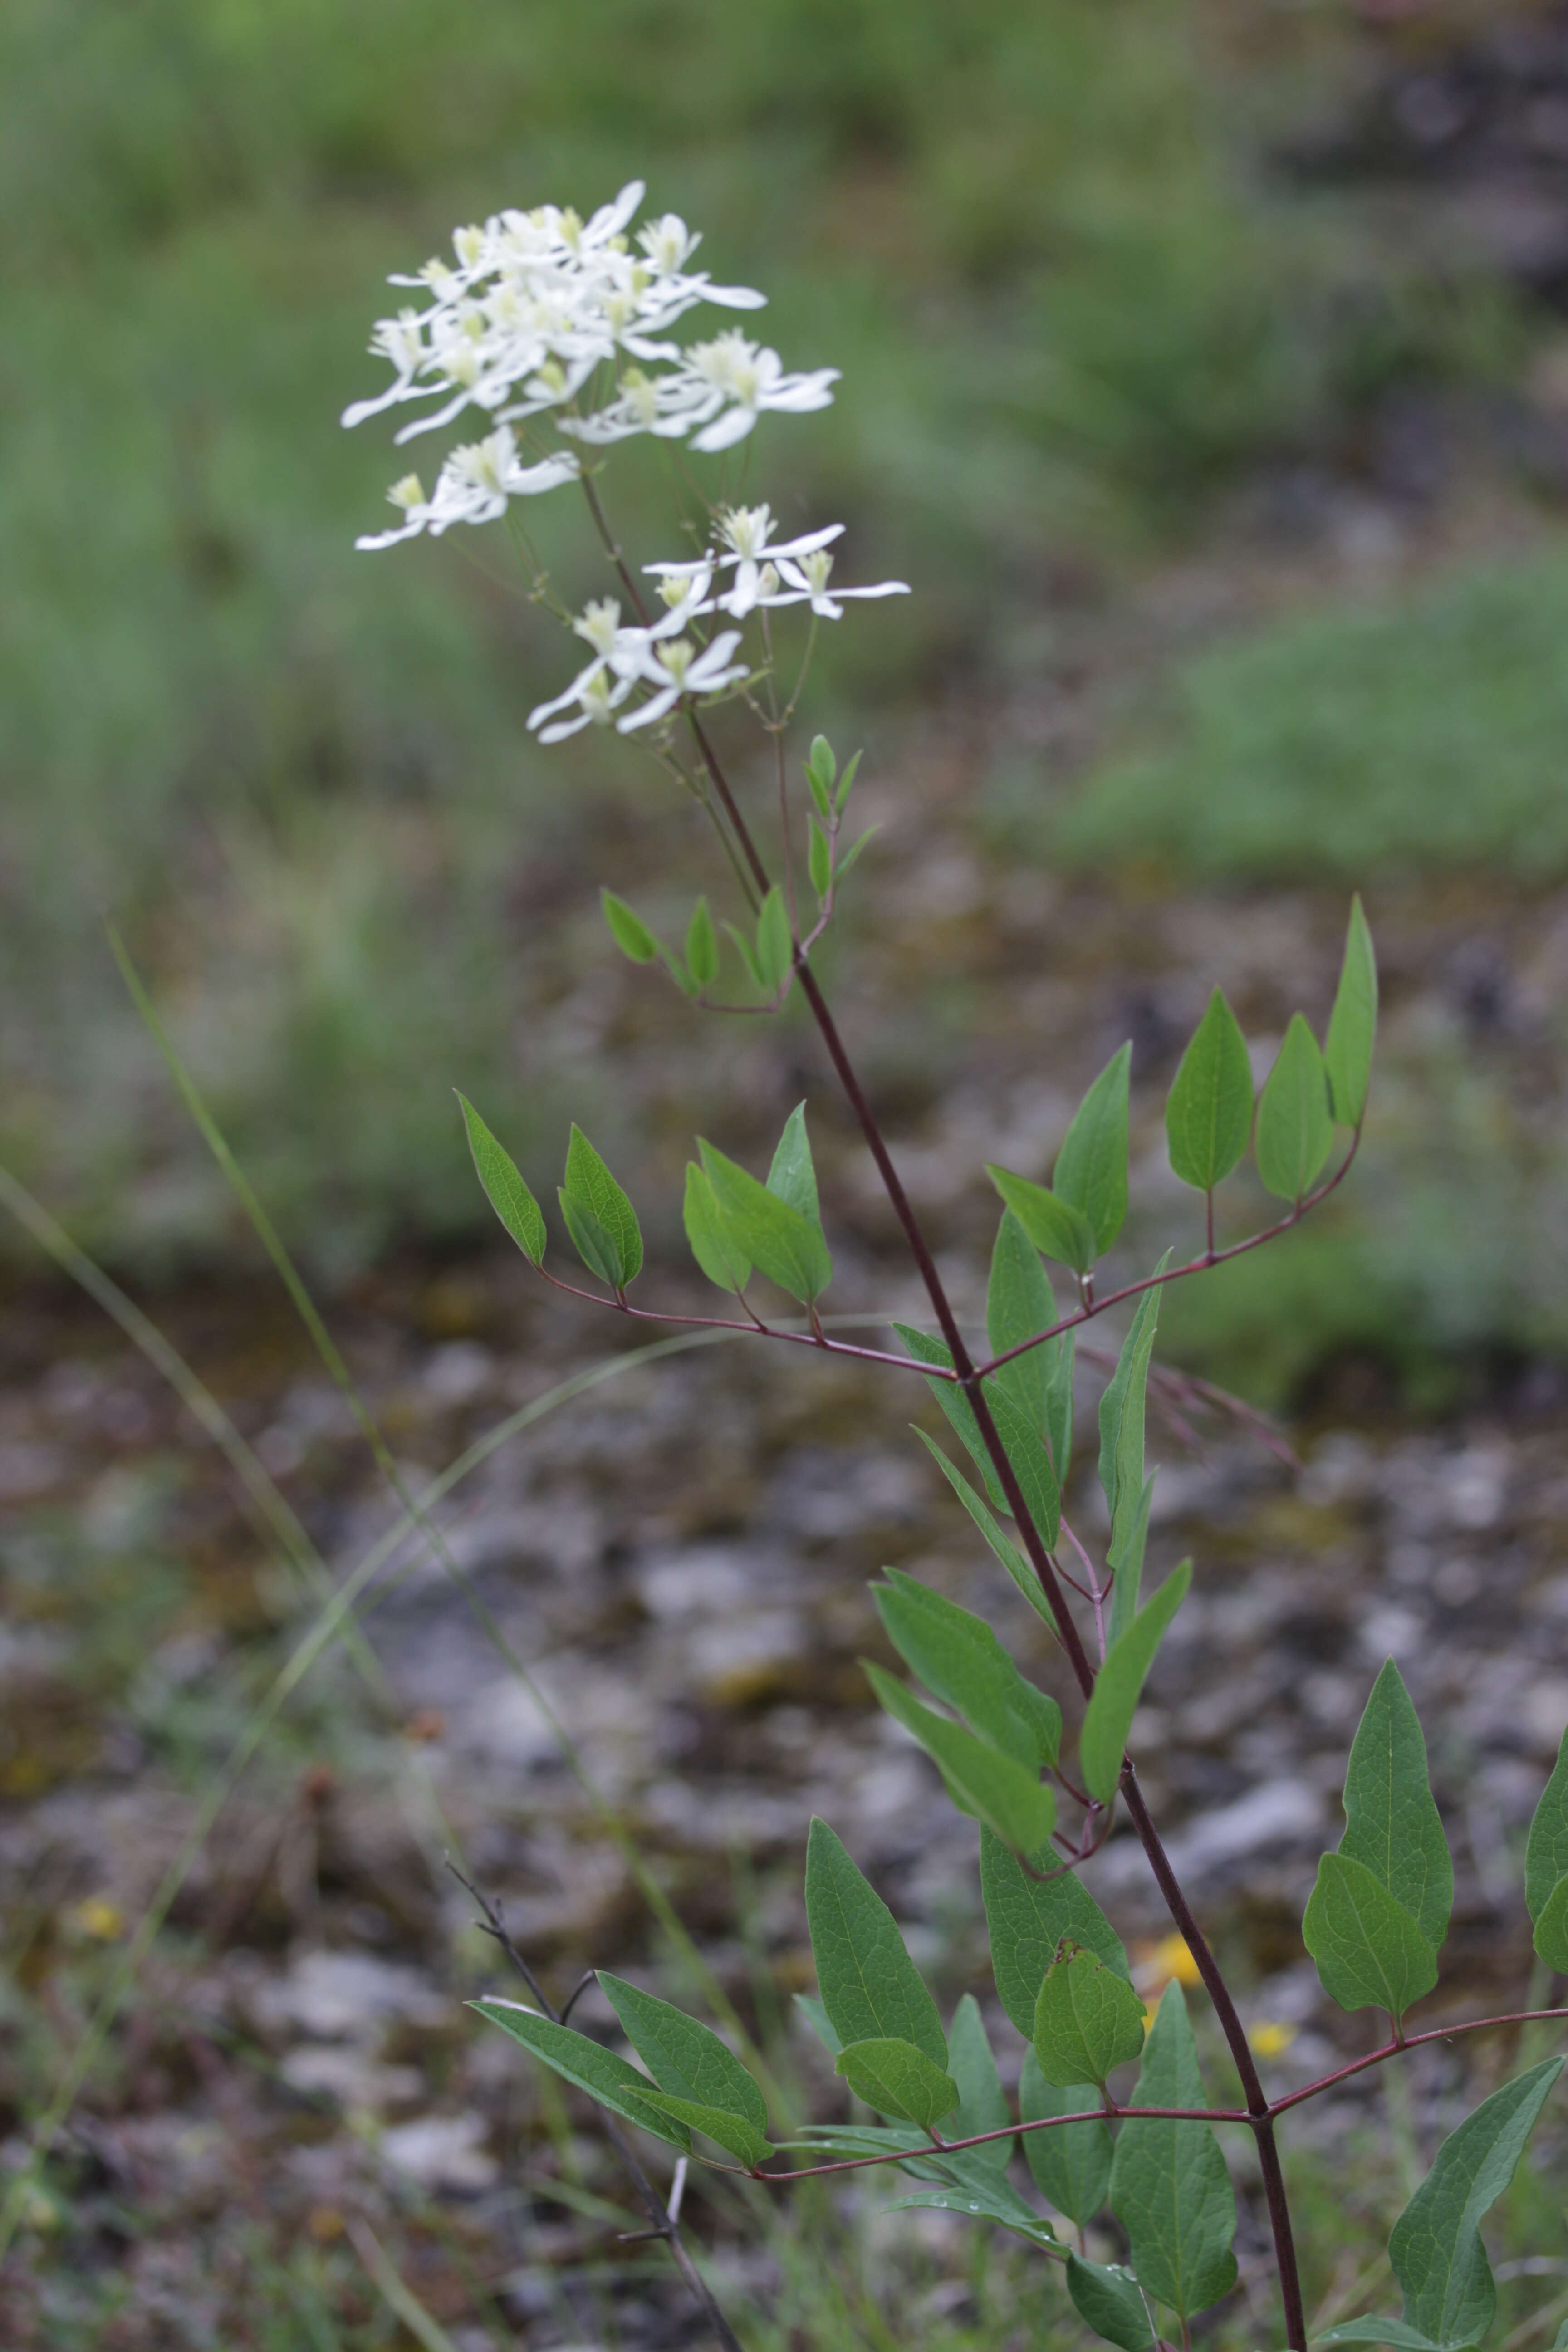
(1054, 1044), (1132, 1255)
(864, 1665), (1057, 1858)
(471, 2000), (689, 2151)
(700, 1139), (832, 1303)
(873, 1570), (1061, 1768)
(1255, 1014), (1333, 1203)
(1109, 1982), (1238, 2322)
(682, 1162), (751, 1293)
(1302, 1852), (1436, 2022)
(835, 2037), (959, 2129)
(804, 1818), (946, 2066)
(1020, 2051), (1113, 2226)
(1079, 1560), (1192, 1806)
(1033, 1944), (1147, 2087)
(980, 1824), (1130, 2038)
(458, 1095), (545, 1267)
(1166, 989), (1254, 1191)
(1341, 1661), (1452, 1954)
(1324, 894), (1378, 1129)
(563, 1125), (643, 1286)
(986, 1165), (1098, 1276)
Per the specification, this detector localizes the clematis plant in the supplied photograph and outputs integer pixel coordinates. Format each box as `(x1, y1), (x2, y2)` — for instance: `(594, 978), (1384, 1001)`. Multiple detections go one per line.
(346, 183), (1568, 2352)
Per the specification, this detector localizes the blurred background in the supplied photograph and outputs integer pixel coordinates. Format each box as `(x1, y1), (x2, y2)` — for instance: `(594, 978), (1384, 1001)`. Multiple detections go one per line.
(10, 0), (1568, 2342)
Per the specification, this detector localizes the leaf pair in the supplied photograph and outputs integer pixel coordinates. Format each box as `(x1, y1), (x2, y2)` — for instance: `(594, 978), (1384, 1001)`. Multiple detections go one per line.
(686, 1102), (833, 1305)
(1303, 1661), (1452, 2024)
(459, 1098), (641, 1294)
(864, 1570), (1060, 1860)
(1321, 2060), (1563, 2352)
(474, 1975), (770, 2167)
(987, 1043), (1130, 1276)
(602, 887), (720, 997)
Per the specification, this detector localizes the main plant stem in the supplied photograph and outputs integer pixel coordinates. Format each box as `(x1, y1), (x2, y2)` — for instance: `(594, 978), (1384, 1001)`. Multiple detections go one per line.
(685, 712), (1309, 2347)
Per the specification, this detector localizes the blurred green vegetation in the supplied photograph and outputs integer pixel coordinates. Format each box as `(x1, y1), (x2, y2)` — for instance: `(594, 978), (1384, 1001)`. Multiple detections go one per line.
(1, 0), (1528, 1274)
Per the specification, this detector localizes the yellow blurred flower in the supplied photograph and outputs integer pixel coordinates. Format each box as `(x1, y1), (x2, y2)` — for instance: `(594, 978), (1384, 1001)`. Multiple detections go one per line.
(72, 1897), (125, 1941)
(1134, 1933), (1202, 1997)
(1248, 2020), (1298, 2059)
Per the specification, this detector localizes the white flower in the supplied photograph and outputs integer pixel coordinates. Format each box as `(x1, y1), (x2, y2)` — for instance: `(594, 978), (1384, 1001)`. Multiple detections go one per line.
(774, 546), (910, 620)
(527, 657), (639, 743)
(355, 428), (578, 549)
(617, 632), (749, 732)
(648, 563), (715, 636)
(710, 504), (843, 615)
(681, 335), (839, 453)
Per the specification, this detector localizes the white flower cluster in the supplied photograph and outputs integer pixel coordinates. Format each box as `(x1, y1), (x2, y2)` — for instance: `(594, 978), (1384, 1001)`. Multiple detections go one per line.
(526, 505), (909, 743)
(344, 181), (839, 549)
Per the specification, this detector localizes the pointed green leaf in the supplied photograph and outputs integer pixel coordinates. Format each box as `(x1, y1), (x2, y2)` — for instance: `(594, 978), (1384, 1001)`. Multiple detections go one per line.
(563, 1125), (642, 1286)
(682, 1162), (750, 1294)
(1166, 988), (1254, 1191)
(638, 2092), (770, 2166)
(471, 2000), (690, 2150)
(898, 1322), (1063, 1544)
(987, 1209), (1057, 1432)
(755, 885), (794, 990)
(1255, 1014), (1333, 1203)
(600, 887), (659, 964)
(1302, 1852), (1437, 2021)
(946, 1995), (1012, 2171)
(1317, 2323), (1440, 2350)
(1080, 1560), (1192, 1806)
(1389, 2059), (1563, 2351)
(699, 1140), (832, 1303)
(836, 823), (878, 878)
(834, 749), (863, 813)
(559, 1189), (626, 1290)
(986, 1165), (1098, 1275)
(1324, 894), (1378, 1130)
(897, 1324), (1004, 1510)
(765, 1102), (822, 1225)
(1020, 2052), (1113, 2226)
(886, 2174), (1058, 2249)
(808, 813), (831, 898)
(1033, 1944), (1147, 2087)
(1340, 1661), (1453, 1954)
(1045, 1328), (1075, 1494)
(1097, 1271), (1168, 1647)
(794, 1994), (842, 2058)
(685, 896), (718, 988)
(1109, 1982), (1238, 2322)
(1525, 1720), (1568, 1926)
(980, 1823), (1130, 2038)
(1067, 2255), (1156, 2352)
(596, 1973), (767, 2142)
(1054, 1044), (1132, 1256)
(806, 733), (836, 810)
(873, 1571), (1060, 1767)
(912, 1431), (1057, 1632)
(1533, 1874), (1568, 1973)
(835, 2037), (960, 2129)
(864, 1664), (1058, 1857)
(457, 1095), (546, 1268)
(804, 1819), (946, 2066)
(722, 919), (764, 989)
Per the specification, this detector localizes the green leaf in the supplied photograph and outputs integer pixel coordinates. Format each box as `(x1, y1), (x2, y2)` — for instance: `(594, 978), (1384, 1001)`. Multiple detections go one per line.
(1525, 1720), (1568, 1926)
(699, 1140), (833, 1304)
(1020, 2052), (1112, 2226)
(897, 1324), (1004, 1510)
(1317, 2323), (1440, 2350)
(1324, 894), (1378, 1129)
(755, 885), (794, 990)
(1532, 1874), (1568, 1973)
(834, 749), (863, 813)
(806, 733), (836, 812)
(912, 1431), (1057, 1632)
(1340, 1661), (1453, 1953)
(1079, 1560), (1192, 1806)
(600, 887), (659, 964)
(765, 1101), (822, 1225)
(1165, 988), (1254, 1191)
(1097, 1272), (1168, 1647)
(986, 1165), (1098, 1275)
(946, 1995), (1012, 2171)
(1109, 1982), (1238, 2322)
(804, 1818), (946, 2066)
(898, 1321), (1062, 1544)
(793, 1994), (842, 2058)
(1033, 1943), (1147, 2087)
(980, 1823), (1130, 2038)
(1255, 1013), (1333, 1203)
(886, 2174), (1058, 2250)
(1045, 1328), (1075, 1494)
(986, 1208), (1057, 1433)
(685, 896), (718, 988)
(807, 812), (831, 898)
(1302, 1852), (1437, 2021)
(471, 1999), (690, 2151)
(863, 1664), (1058, 1857)
(596, 1972), (767, 2142)
(835, 823), (879, 879)
(1389, 2059), (1563, 2351)
(563, 1125), (643, 1287)
(638, 2093), (769, 2166)
(873, 1571), (1060, 1768)
(722, 919), (764, 989)
(682, 1162), (751, 1294)
(559, 1189), (625, 1290)
(835, 2037), (960, 2129)
(457, 1095), (546, 1268)
(1066, 2256), (1157, 2352)
(1054, 1044), (1132, 1256)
